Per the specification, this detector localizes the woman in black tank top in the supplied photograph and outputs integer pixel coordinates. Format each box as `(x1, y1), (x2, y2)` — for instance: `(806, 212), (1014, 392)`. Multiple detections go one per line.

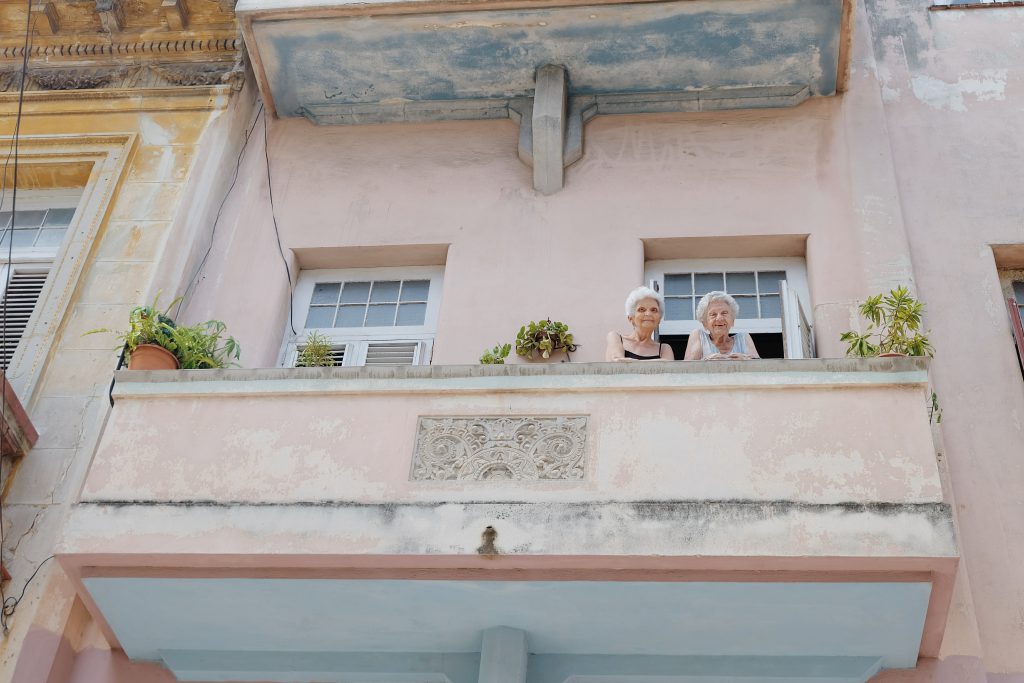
(606, 286), (675, 362)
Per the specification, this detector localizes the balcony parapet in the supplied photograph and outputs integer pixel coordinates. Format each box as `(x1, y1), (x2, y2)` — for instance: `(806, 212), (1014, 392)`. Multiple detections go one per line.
(110, 357), (931, 397)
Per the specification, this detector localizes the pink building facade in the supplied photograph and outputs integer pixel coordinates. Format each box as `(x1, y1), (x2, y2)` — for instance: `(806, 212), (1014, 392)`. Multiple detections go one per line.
(3, 0), (1024, 680)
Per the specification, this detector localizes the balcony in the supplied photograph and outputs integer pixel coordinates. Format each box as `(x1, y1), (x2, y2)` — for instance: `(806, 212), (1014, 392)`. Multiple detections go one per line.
(60, 359), (956, 682)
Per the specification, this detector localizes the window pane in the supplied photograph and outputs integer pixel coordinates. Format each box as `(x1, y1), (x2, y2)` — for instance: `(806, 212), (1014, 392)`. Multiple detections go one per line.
(735, 295), (758, 319)
(664, 274), (692, 296)
(365, 303), (397, 326)
(43, 208), (76, 227)
(400, 280), (430, 302)
(1013, 281), (1024, 302)
(695, 273), (724, 295)
(340, 281), (371, 304)
(665, 297), (692, 320)
(0, 212), (10, 228)
(305, 306), (335, 328)
(12, 210), (46, 228)
(760, 294), (781, 318)
(335, 305), (366, 327)
(726, 272), (756, 294)
(758, 271), (786, 294)
(397, 302), (427, 326)
(311, 282), (340, 305)
(369, 280), (400, 303)
(11, 230), (36, 247)
(35, 227), (66, 248)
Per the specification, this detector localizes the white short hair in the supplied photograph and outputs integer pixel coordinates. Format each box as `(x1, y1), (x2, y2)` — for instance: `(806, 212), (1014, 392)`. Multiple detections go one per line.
(625, 286), (665, 318)
(696, 291), (739, 324)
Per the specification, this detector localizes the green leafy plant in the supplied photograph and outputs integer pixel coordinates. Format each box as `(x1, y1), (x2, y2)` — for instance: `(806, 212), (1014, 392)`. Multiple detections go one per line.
(840, 286), (934, 357)
(929, 391), (943, 424)
(87, 294), (241, 369)
(297, 331), (336, 367)
(86, 294), (180, 362)
(479, 343), (511, 365)
(169, 320), (241, 369)
(515, 319), (578, 360)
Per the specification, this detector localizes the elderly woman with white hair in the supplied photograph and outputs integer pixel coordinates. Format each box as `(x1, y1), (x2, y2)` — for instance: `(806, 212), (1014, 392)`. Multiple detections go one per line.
(683, 291), (759, 360)
(605, 286), (675, 361)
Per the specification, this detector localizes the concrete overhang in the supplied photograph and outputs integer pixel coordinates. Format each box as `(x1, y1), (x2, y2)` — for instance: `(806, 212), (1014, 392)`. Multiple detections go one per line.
(237, 0), (854, 123)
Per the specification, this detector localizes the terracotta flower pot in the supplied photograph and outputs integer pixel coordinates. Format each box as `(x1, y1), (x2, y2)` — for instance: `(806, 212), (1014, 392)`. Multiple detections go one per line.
(128, 343), (179, 370)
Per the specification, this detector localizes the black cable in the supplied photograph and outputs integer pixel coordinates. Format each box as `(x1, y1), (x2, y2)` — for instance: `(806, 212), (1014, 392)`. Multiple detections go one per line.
(2, 555), (53, 617)
(0, 0), (36, 637)
(262, 110), (296, 335)
(177, 100), (264, 318)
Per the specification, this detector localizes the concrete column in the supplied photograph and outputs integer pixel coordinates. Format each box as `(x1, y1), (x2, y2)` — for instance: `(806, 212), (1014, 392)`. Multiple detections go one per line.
(478, 627), (528, 683)
(532, 65), (567, 195)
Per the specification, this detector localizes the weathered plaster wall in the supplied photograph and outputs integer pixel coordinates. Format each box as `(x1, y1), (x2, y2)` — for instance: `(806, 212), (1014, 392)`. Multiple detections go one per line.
(190, 86), (913, 367)
(80, 366), (942, 506)
(0, 83), (258, 682)
(858, 0), (1024, 680)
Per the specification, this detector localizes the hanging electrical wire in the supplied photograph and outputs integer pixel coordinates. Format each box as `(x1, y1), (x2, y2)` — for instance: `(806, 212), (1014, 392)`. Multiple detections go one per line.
(0, 0), (39, 636)
(262, 110), (296, 335)
(177, 99), (265, 317)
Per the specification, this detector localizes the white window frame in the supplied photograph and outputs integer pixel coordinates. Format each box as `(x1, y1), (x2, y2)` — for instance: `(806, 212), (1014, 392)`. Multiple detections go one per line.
(645, 257), (811, 336)
(283, 265), (444, 367)
(0, 189), (82, 370)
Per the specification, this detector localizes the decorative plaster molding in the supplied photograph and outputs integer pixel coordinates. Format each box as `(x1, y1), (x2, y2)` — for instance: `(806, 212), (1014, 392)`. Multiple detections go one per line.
(0, 60), (244, 92)
(411, 416), (587, 481)
(0, 37), (239, 60)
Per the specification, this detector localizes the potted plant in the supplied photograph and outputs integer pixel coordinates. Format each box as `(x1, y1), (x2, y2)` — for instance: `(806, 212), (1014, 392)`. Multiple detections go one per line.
(87, 295), (241, 370)
(479, 343), (511, 365)
(87, 295), (180, 370)
(515, 319), (578, 360)
(840, 286), (934, 357)
(169, 319), (241, 369)
(297, 331), (336, 367)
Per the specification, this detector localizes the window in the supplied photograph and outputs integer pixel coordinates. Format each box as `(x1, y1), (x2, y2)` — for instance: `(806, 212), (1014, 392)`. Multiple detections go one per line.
(286, 266), (443, 367)
(645, 257), (814, 359)
(0, 191), (80, 370)
(1001, 273), (1024, 375)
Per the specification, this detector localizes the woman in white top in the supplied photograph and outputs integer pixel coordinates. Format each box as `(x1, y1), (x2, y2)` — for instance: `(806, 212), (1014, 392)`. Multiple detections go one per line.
(683, 291), (760, 360)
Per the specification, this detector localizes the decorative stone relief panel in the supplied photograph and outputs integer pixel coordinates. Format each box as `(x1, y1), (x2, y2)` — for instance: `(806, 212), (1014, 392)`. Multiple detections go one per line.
(411, 416), (587, 481)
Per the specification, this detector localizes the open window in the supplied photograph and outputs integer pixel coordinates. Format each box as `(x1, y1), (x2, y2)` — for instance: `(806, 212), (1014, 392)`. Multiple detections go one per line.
(1005, 279), (1024, 376)
(285, 266), (443, 367)
(0, 189), (82, 369)
(645, 257), (814, 359)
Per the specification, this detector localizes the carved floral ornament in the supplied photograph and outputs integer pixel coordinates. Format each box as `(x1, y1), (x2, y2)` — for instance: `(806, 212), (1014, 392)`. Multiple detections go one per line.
(411, 416), (588, 481)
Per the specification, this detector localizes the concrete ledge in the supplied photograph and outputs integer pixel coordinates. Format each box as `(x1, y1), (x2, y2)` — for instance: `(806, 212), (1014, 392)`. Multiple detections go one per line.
(111, 358), (930, 399)
(62, 500), (956, 559)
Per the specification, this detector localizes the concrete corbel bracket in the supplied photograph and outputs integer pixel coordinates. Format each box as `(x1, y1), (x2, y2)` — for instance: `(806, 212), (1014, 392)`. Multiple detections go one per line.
(531, 64), (567, 195)
(95, 0), (125, 33)
(512, 65), (597, 195)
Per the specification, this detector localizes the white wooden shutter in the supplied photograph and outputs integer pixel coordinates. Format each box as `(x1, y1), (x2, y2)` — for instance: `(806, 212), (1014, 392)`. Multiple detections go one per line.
(781, 279), (814, 359)
(364, 341), (419, 365)
(294, 344), (346, 367)
(0, 268), (48, 369)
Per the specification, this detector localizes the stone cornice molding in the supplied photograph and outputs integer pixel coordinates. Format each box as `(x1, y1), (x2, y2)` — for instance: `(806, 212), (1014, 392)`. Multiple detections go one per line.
(0, 35), (240, 61)
(0, 86), (233, 114)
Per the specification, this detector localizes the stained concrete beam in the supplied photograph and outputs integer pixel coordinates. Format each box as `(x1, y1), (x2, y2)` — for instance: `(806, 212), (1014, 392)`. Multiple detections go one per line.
(479, 627), (528, 683)
(531, 65), (567, 195)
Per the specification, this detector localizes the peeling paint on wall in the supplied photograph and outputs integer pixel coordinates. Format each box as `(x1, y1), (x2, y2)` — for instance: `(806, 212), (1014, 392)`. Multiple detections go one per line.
(910, 70), (1007, 112)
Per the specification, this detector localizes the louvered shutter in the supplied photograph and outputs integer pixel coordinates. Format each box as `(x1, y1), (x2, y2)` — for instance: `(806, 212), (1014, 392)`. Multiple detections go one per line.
(295, 344), (346, 367)
(364, 341), (419, 365)
(0, 269), (48, 369)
